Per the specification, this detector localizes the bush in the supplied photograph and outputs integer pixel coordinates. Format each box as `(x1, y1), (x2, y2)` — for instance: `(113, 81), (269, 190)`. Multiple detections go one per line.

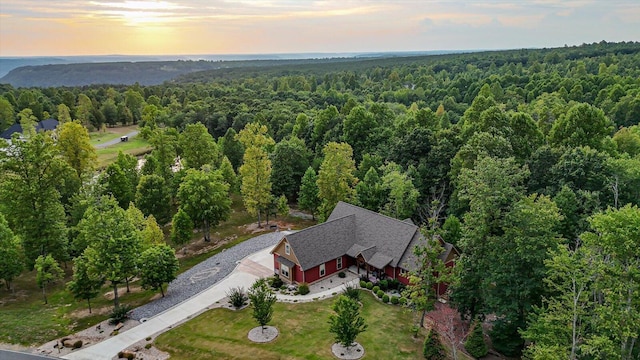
(145, 343), (152, 349)
(360, 280), (367, 288)
(118, 351), (135, 360)
(269, 275), (284, 289)
(298, 283), (310, 295)
(366, 282), (373, 290)
(343, 283), (361, 302)
(372, 285), (380, 293)
(376, 290), (384, 298)
(109, 304), (132, 325)
(390, 296), (399, 305)
(338, 271), (346, 278)
(72, 340), (83, 349)
(379, 279), (388, 291)
(382, 294), (390, 303)
(399, 297), (408, 305)
(465, 320), (488, 358)
(423, 330), (446, 360)
(389, 279), (401, 290)
(227, 286), (248, 309)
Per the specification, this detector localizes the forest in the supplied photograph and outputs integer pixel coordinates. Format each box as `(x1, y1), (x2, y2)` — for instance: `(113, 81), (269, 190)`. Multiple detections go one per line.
(0, 41), (639, 359)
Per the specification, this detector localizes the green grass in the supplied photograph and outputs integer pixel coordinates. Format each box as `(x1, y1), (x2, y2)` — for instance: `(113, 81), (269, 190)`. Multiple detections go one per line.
(96, 137), (152, 167)
(89, 125), (138, 146)
(0, 194), (315, 347)
(155, 291), (426, 360)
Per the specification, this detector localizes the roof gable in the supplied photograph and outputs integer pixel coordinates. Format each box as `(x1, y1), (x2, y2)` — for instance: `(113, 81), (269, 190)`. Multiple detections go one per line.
(0, 118), (59, 139)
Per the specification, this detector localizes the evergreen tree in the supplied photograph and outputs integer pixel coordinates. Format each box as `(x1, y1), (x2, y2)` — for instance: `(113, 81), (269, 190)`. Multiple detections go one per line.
(465, 320), (488, 358)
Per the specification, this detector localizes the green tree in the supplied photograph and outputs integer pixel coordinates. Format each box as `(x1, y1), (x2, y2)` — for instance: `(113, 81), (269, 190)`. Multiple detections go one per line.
(0, 214), (23, 291)
(343, 105), (377, 162)
(580, 205), (640, 360)
(218, 156), (237, 192)
(423, 330), (445, 360)
(381, 164), (419, 219)
(179, 122), (219, 169)
(219, 127), (244, 170)
(298, 167), (321, 220)
(0, 96), (15, 132)
(465, 320), (488, 358)
(248, 278), (277, 332)
(177, 169), (231, 242)
(135, 174), (172, 225)
(237, 123), (275, 227)
(270, 137), (310, 201)
(355, 167), (386, 212)
(441, 215), (462, 247)
(35, 254), (64, 305)
(170, 208), (193, 248)
(149, 128), (178, 180)
(549, 103), (614, 151)
(67, 255), (103, 313)
(403, 230), (450, 327)
(0, 131), (69, 267)
(328, 295), (367, 350)
(139, 244), (179, 297)
(141, 215), (164, 249)
(79, 196), (142, 309)
(317, 142), (357, 220)
(57, 120), (97, 180)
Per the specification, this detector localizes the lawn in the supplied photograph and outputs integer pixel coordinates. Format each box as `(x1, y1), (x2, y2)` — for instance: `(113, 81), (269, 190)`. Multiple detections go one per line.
(96, 137), (152, 167)
(0, 195), (315, 346)
(155, 291), (427, 360)
(89, 125), (138, 146)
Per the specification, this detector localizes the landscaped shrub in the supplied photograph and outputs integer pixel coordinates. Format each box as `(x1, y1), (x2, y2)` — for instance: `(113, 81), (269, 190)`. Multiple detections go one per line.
(399, 297), (408, 305)
(390, 296), (399, 305)
(72, 340), (83, 349)
(379, 279), (388, 291)
(269, 275), (284, 289)
(118, 351), (135, 360)
(227, 286), (248, 309)
(343, 283), (361, 302)
(372, 285), (380, 293)
(465, 320), (488, 358)
(360, 280), (367, 288)
(366, 282), (373, 290)
(109, 304), (133, 325)
(338, 271), (346, 278)
(145, 343), (152, 349)
(376, 290), (384, 298)
(423, 330), (445, 360)
(298, 283), (310, 295)
(389, 279), (401, 290)
(382, 294), (390, 303)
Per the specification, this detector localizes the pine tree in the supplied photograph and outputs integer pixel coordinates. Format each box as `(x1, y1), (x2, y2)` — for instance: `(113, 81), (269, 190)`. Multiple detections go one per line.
(465, 320), (488, 358)
(423, 330), (445, 360)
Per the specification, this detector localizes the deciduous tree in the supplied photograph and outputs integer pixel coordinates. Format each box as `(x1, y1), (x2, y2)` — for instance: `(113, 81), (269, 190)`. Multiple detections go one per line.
(317, 142), (357, 220)
(67, 255), (103, 313)
(35, 254), (64, 305)
(328, 295), (367, 350)
(57, 120), (97, 180)
(248, 278), (276, 332)
(179, 122), (219, 169)
(170, 208), (193, 248)
(139, 244), (179, 297)
(298, 167), (321, 220)
(0, 214), (23, 291)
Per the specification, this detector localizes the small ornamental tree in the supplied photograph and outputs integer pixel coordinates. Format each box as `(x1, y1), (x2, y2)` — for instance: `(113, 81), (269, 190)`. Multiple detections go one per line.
(328, 295), (367, 350)
(67, 255), (103, 313)
(423, 330), (446, 360)
(35, 254), (64, 304)
(139, 244), (179, 297)
(465, 319), (488, 358)
(170, 208), (193, 248)
(248, 278), (276, 332)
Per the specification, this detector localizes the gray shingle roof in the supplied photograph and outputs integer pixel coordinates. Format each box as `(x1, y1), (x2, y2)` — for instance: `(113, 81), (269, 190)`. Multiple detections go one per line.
(284, 201), (421, 271)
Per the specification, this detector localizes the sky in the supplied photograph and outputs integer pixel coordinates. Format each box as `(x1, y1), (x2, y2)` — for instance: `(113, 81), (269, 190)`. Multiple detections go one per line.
(0, 0), (639, 57)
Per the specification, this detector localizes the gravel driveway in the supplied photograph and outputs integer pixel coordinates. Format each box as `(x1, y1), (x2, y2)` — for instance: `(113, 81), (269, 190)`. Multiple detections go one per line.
(131, 232), (284, 320)
(93, 130), (139, 149)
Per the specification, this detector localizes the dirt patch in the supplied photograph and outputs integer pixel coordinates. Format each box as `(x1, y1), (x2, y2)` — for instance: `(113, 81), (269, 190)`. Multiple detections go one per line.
(175, 235), (237, 259)
(241, 220), (296, 234)
(104, 285), (143, 300)
(69, 305), (113, 319)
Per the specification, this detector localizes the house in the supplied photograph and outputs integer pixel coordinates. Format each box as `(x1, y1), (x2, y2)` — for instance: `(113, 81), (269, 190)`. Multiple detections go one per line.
(0, 118), (59, 140)
(271, 202), (459, 288)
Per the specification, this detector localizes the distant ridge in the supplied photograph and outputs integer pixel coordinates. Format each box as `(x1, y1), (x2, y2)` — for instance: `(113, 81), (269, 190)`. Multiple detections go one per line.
(0, 51), (469, 87)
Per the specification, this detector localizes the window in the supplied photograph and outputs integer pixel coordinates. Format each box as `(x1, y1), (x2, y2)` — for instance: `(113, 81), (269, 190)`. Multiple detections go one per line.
(281, 264), (290, 278)
(320, 263), (326, 277)
(336, 257), (343, 270)
(285, 243), (290, 255)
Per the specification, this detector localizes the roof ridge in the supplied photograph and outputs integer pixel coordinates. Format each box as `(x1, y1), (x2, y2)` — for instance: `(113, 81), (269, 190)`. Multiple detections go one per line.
(288, 212), (355, 236)
(336, 201), (419, 229)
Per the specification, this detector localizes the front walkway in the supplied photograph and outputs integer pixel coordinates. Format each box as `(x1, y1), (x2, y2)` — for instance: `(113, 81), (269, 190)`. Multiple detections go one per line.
(62, 238), (352, 360)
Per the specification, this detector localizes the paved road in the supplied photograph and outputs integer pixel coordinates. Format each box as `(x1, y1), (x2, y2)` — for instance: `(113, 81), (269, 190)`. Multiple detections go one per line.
(93, 130), (139, 149)
(0, 350), (57, 360)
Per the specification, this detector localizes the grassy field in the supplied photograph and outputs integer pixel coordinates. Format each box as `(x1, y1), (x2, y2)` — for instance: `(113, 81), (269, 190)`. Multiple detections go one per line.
(155, 291), (427, 360)
(96, 137), (152, 167)
(0, 196), (315, 346)
(89, 125), (138, 145)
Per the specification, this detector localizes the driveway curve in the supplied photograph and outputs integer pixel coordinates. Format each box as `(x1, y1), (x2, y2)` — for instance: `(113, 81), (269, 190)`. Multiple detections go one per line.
(93, 130), (139, 149)
(62, 232), (284, 360)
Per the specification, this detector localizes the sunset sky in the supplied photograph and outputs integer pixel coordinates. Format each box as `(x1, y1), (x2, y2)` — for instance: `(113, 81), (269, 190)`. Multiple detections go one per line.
(1, 0), (638, 57)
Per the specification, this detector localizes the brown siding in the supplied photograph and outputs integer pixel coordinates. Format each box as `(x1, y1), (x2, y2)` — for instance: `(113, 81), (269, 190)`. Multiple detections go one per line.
(272, 238), (301, 265)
